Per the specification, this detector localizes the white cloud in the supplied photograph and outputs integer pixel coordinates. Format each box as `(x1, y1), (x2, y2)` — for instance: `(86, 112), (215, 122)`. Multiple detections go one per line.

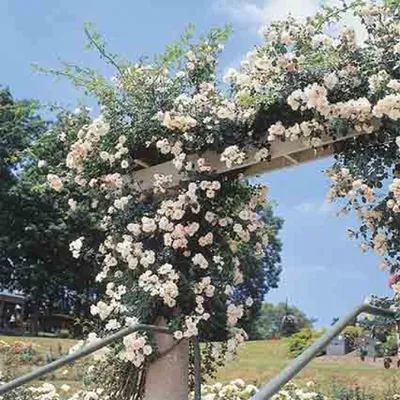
(213, 0), (267, 27)
(258, 0), (320, 21)
(214, 0), (319, 32)
(214, 0), (367, 42)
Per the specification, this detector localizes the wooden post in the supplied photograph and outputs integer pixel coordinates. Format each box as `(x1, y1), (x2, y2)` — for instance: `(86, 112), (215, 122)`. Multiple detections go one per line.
(144, 319), (189, 400)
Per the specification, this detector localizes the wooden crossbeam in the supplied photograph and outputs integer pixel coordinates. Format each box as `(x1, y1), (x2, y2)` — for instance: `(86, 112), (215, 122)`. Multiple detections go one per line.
(133, 132), (359, 190)
(283, 154), (300, 166)
(134, 159), (151, 168)
(244, 142), (337, 177)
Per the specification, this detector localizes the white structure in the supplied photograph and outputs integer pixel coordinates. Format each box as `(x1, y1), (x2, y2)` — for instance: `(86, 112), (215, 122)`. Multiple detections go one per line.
(134, 133), (357, 191)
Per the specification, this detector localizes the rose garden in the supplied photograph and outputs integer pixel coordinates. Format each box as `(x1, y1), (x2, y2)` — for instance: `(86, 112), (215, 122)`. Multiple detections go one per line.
(2, 1), (400, 399)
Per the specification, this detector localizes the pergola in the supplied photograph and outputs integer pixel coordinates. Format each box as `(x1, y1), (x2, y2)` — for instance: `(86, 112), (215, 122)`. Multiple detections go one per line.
(0, 131), (373, 400)
(133, 131), (360, 399)
(133, 132), (354, 191)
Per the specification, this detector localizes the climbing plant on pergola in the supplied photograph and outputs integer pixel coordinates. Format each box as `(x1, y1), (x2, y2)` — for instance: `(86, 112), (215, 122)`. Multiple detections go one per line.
(38, 1), (400, 398)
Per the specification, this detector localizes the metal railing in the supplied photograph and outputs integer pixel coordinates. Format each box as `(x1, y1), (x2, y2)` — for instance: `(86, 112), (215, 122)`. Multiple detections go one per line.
(252, 300), (396, 400)
(0, 323), (202, 399)
(0, 299), (396, 400)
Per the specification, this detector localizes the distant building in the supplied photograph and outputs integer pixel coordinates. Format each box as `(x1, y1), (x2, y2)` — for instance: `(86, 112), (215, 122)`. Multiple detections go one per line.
(0, 291), (75, 336)
(326, 334), (351, 356)
(0, 291), (25, 332)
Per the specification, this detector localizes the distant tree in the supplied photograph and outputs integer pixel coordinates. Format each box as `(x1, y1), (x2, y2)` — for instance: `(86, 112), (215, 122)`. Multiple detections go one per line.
(0, 92), (103, 333)
(343, 325), (363, 350)
(0, 87), (45, 237)
(237, 203), (283, 340)
(288, 328), (325, 358)
(331, 317), (340, 326)
(254, 302), (315, 340)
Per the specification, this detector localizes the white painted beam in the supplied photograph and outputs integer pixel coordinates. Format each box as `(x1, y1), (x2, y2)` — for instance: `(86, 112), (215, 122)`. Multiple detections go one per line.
(244, 142), (336, 177)
(134, 159), (151, 168)
(283, 154), (300, 166)
(133, 132), (358, 190)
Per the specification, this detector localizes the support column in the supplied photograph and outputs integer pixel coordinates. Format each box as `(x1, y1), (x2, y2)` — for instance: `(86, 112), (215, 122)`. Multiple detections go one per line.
(144, 321), (189, 400)
(0, 301), (4, 329)
(396, 320), (400, 365)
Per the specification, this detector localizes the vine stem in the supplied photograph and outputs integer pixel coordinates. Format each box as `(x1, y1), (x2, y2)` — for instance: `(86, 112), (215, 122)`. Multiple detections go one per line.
(314, 2), (358, 31)
(84, 26), (125, 78)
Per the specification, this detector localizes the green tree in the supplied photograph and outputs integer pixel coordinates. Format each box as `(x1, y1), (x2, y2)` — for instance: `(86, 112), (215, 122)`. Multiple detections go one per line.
(254, 302), (315, 340)
(0, 95), (103, 334)
(0, 87), (45, 244)
(235, 203), (283, 340)
(343, 325), (363, 350)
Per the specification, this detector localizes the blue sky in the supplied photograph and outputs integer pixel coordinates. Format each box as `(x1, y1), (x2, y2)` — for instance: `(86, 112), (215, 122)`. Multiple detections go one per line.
(0, 0), (391, 327)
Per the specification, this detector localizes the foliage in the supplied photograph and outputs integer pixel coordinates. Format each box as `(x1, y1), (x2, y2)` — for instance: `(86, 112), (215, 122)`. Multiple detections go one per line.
(360, 297), (399, 356)
(237, 207), (284, 340)
(287, 328), (325, 358)
(271, 383), (325, 400)
(0, 88), (46, 294)
(329, 382), (400, 400)
(0, 379), (325, 400)
(0, 106), (104, 333)
(0, 88), (44, 187)
(189, 379), (257, 400)
(0, 374), (105, 400)
(330, 384), (376, 400)
(254, 302), (314, 340)
(375, 333), (398, 357)
(343, 326), (363, 349)
(3, 379), (400, 400)
(0, 340), (43, 374)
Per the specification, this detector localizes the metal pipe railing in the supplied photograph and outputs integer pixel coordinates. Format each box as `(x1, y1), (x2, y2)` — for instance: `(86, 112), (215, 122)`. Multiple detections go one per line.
(0, 299), (395, 399)
(252, 300), (396, 400)
(0, 323), (202, 400)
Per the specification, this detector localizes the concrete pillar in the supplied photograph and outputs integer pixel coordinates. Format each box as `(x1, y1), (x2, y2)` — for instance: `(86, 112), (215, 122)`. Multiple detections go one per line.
(144, 320), (189, 400)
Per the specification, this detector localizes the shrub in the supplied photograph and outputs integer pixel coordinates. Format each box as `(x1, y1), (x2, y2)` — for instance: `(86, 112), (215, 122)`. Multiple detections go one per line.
(330, 384), (376, 400)
(0, 341), (43, 373)
(375, 333), (398, 357)
(287, 328), (325, 358)
(343, 326), (363, 350)
(189, 379), (258, 400)
(1, 376), (399, 400)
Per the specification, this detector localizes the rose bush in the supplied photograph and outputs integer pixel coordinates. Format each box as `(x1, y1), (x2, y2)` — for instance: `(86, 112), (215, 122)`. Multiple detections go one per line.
(0, 376), (324, 400)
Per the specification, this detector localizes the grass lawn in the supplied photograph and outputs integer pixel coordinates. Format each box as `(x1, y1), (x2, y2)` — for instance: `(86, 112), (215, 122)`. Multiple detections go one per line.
(0, 334), (78, 356)
(217, 339), (400, 394)
(0, 335), (398, 395)
(0, 334), (85, 391)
